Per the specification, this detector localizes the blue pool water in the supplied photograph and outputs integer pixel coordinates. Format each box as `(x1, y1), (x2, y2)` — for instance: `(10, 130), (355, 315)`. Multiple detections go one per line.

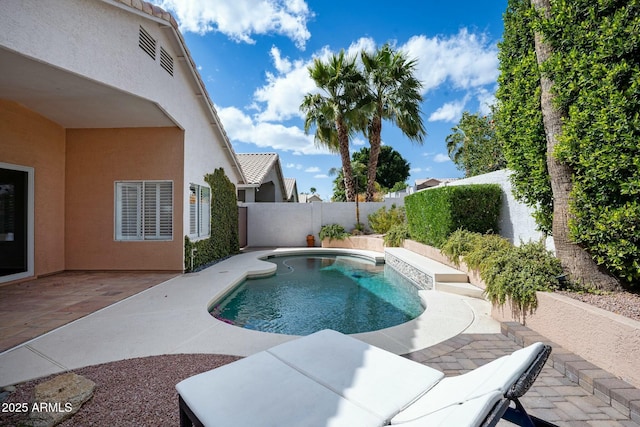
(210, 254), (424, 335)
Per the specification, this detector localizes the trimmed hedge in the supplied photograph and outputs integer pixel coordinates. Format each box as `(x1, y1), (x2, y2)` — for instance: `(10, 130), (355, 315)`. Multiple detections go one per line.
(184, 168), (239, 272)
(405, 184), (502, 247)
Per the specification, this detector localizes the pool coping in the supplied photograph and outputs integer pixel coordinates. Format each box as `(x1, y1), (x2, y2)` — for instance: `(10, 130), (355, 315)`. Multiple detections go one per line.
(0, 248), (500, 387)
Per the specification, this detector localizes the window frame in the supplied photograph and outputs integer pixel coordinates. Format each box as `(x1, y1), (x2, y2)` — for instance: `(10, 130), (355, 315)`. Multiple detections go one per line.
(114, 180), (173, 241)
(189, 183), (211, 239)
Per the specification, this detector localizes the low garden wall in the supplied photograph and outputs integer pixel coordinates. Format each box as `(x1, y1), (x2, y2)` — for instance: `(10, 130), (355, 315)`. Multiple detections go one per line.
(324, 236), (640, 388)
(492, 292), (640, 389)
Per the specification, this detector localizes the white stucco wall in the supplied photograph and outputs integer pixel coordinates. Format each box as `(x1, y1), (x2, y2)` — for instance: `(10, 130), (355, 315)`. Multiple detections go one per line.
(444, 170), (553, 250)
(246, 199), (405, 247)
(0, 0), (242, 243)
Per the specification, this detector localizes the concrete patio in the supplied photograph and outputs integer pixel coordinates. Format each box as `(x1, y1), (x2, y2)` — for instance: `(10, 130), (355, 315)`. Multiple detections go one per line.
(0, 249), (638, 426)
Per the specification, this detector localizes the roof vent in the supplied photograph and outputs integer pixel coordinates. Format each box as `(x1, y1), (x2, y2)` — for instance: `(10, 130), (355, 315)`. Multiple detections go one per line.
(139, 26), (156, 60)
(160, 47), (174, 76)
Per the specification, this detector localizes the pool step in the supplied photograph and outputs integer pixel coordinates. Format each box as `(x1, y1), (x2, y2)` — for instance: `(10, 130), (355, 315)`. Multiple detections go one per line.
(384, 247), (469, 290)
(435, 281), (485, 299)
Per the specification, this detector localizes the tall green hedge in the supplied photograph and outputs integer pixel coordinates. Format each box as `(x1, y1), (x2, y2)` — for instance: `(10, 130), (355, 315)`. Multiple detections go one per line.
(496, 0), (640, 285)
(405, 184), (502, 247)
(184, 168), (239, 272)
(544, 0), (640, 284)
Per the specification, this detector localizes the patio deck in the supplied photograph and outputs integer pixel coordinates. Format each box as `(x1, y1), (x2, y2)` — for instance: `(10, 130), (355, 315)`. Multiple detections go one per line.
(0, 253), (638, 426)
(0, 271), (179, 352)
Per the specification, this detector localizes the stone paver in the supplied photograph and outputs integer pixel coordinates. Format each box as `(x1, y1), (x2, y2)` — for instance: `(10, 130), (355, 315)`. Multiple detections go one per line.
(405, 327), (640, 427)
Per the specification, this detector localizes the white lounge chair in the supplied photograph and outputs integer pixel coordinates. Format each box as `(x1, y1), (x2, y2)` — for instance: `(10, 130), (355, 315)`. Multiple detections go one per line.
(176, 329), (554, 427)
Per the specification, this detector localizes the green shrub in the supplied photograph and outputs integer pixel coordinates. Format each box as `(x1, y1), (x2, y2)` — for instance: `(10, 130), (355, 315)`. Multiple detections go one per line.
(319, 224), (349, 241)
(440, 229), (484, 266)
(368, 204), (406, 234)
(482, 241), (562, 323)
(405, 184), (502, 247)
(384, 224), (410, 247)
(463, 234), (512, 272)
(441, 231), (563, 324)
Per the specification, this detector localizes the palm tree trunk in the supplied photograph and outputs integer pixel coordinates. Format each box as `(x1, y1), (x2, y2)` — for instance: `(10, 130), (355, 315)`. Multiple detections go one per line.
(531, 0), (620, 291)
(366, 116), (382, 202)
(337, 118), (355, 202)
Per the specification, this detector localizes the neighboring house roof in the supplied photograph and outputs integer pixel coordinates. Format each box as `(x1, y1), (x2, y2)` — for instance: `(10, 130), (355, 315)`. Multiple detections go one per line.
(299, 193), (323, 203)
(236, 153), (280, 185)
(415, 178), (458, 190)
(236, 153), (292, 202)
(283, 178), (299, 202)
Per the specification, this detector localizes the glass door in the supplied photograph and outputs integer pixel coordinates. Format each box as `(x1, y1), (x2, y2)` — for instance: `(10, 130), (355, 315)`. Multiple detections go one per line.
(0, 166), (29, 279)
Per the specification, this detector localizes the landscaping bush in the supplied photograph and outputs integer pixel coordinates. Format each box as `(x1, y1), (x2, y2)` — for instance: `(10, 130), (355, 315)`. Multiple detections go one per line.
(405, 184), (502, 247)
(319, 224), (349, 241)
(483, 241), (563, 323)
(368, 204), (405, 234)
(441, 232), (563, 324)
(383, 223), (410, 247)
(440, 229), (484, 266)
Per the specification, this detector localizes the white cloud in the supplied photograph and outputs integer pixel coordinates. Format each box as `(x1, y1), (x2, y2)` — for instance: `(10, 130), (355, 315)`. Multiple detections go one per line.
(154, 0), (313, 48)
(270, 46), (293, 74)
(402, 29), (499, 94)
(253, 56), (316, 122)
(305, 166), (321, 173)
(314, 174), (329, 179)
(410, 167), (423, 173)
(217, 105), (330, 155)
(434, 153), (451, 163)
(476, 87), (496, 116)
(428, 97), (468, 123)
(352, 136), (366, 146)
(286, 163), (303, 169)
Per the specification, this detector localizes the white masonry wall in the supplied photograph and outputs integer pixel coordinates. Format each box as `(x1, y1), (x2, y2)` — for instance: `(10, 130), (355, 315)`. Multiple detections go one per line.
(245, 199), (405, 247)
(444, 169), (554, 250)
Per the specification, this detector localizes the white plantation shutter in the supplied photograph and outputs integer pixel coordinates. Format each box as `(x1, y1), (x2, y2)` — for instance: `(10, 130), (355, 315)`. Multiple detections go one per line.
(157, 181), (173, 238)
(116, 182), (142, 240)
(188, 184), (211, 238)
(189, 185), (197, 235)
(116, 181), (172, 241)
(200, 186), (210, 237)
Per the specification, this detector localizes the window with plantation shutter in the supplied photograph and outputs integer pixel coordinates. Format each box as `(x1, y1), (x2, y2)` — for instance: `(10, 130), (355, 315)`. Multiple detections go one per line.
(189, 183), (210, 238)
(115, 181), (172, 241)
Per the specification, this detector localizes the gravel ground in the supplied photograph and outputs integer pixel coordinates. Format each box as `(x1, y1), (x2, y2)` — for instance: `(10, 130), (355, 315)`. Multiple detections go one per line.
(1, 290), (638, 426)
(0, 354), (240, 427)
(558, 289), (640, 322)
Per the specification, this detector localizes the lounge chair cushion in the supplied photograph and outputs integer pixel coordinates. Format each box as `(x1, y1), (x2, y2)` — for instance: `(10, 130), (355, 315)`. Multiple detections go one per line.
(391, 342), (545, 424)
(267, 329), (445, 421)
(175, 350), (384, 427)
(395, 391), (505, 426)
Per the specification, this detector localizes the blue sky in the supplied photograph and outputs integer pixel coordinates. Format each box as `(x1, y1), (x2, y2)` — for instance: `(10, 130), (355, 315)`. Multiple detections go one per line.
(153, 0), (507, 200)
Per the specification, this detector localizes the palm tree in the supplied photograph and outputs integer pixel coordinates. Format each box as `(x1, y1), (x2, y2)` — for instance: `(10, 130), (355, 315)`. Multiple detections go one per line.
(300, 51), (365, 202)
(360, 44), (426, 201)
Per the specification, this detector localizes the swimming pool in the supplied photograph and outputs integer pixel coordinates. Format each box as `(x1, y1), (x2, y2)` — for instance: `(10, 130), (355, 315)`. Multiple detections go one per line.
(210, 254), (424, 335)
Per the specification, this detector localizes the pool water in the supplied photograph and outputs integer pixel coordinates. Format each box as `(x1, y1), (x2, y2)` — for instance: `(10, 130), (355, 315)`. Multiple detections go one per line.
(210, 254), (424, 335)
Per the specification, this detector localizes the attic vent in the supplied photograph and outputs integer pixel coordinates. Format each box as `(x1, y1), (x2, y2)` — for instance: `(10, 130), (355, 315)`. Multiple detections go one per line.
(138, 26), (156, 59)
(160, 47), (174, 76)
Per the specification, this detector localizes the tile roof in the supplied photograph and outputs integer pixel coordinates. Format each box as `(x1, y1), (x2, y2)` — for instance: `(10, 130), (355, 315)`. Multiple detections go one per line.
(236, 153), (280, 185)
(283, 178), (297, 201)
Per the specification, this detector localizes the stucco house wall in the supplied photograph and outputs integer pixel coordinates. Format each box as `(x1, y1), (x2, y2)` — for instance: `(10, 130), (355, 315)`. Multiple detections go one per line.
(0, 0), (244, 280)
(65, 128), (185, 270)
(0, 100), (66, 277)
